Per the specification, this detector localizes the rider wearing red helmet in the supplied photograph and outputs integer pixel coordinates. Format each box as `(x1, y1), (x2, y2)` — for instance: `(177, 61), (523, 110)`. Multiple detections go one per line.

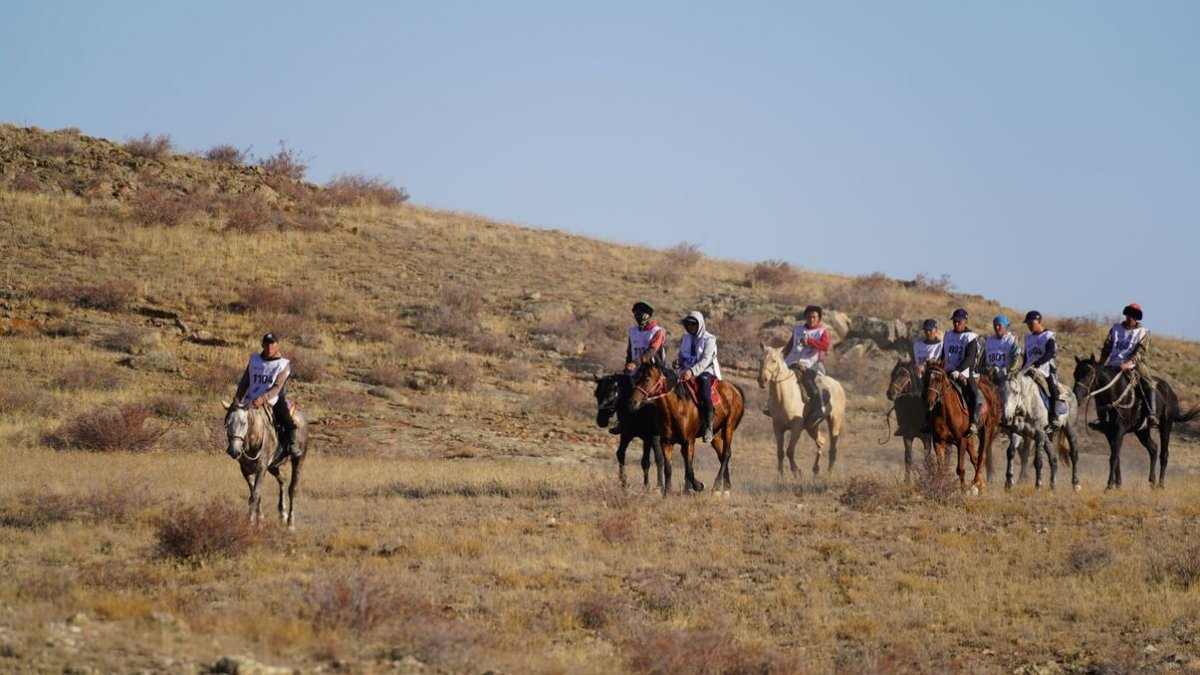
(1100, 303), (1157, 428)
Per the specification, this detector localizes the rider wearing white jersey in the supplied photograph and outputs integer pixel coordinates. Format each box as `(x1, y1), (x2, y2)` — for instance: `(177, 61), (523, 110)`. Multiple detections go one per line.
(676, 311), (720, 443)
(944, 308), (983, 436)
(1100, 303), (1157, 427)
(232, 332), (297, 460)
(984, 315), (1021, 384)
(782, 305), (832, 426)
(611, 301), (668, 434)
(913, 318), (943, 375)
(1020, 310), (1062, 429)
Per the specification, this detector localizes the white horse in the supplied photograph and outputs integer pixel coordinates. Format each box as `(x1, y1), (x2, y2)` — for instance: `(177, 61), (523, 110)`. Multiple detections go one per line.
(1001, 375), (1080, 490)
(222, 400), (308, 528)
(757, 343), (845, 478)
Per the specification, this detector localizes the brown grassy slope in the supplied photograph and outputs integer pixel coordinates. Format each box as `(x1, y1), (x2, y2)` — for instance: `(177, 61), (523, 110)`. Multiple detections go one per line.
(3, 125), (1200, 672)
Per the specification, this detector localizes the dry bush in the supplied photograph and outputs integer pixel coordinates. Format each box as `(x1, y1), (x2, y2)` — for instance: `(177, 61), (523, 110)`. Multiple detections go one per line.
(1058, 315), (1111, 334)
(7, 171), (43, 193)
(1146, 541), (1200, 589)
(391, 334), (428, 362)
(373, 479), (559, 501)
(497, 359), (535, 383)
(596, 513), (635, 544)
(0, 487), (158, 529)
(625, 624), (779, 674)
(289, 346), (330, 383)
(223, 192), (280, 233)
(124, 133), (173, 159)
(667, 241), (704, 269)
(429, 358), (478, 391)
(424, 287), (485, 337)
(191, 361), (241, 395)
(49, 403), (166, 451)
(0, 384), (56, 415)
(55, 362), (123, 391)
(532, 381), (594, 418)
(576, 591), (627, 630)
(0, 493), (80, 529)
(312, 569), (414, 632)
(146, 394), (191, 421)
(911, 272), (954, 294)
(21, 135), (80, 157)
(363, 365), (406, 389)
(39, 279), (137, 311)
(204, 143), (248, 164)
(128, 186), (202, 226)
(100, 324), (159, 354)
(838, 477), (898, 511)
(237, 285), (322, 316)
(1066, 542), (1113, 576)
(463, 329), (510, 356)
(154, 499), (257, 561)
(258, 140), (308, 180)
(325, 174), (409, 207)
(911, 450), (958, 505)
(749, 259), (796, 288)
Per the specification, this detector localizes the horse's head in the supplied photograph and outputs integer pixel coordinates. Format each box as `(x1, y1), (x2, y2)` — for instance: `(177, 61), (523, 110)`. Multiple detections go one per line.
(593, 373), (623, 427)
(629, 361), (666, 411)
(1001, 377), (1023, 427)
(886, 355), (916, 401)
(221, 400), (250, 458)
(921, 358), (946, 410)
(1072, 354), (1102, 404)
(757, 342), (788, 389)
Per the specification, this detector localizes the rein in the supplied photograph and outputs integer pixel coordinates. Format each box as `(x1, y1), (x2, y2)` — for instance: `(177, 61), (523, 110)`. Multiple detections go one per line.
(228, 405), (271, 462)
(634, 371), (672, 403)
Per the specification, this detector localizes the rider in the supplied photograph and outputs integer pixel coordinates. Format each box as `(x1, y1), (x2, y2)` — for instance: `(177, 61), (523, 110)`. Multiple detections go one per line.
(1020, 310), (1062, 429)
(943, 308), (983, 437)
(675, 311), (721, 443)
(232, 332), (297, 462)
(1099, 303), (1157, 428)
(782, 305), (831, 426)
(913, 318), (943, 377)
(610, 301), (667, 434)
(984, 315), (1021, 387)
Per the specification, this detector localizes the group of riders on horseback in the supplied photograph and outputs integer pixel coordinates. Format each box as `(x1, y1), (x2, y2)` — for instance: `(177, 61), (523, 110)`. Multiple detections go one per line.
(912, 303), (1158, 439)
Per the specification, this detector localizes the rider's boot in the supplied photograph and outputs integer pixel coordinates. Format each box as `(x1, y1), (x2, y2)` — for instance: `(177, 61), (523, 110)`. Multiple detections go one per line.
(701, 409), (714, 443)
(1145, 383), (1159, 428)
(801, 377), (825, 427)
(968, 394), (981, 438)
(608, 421), (622, 435)
(270, 427), (296, 466)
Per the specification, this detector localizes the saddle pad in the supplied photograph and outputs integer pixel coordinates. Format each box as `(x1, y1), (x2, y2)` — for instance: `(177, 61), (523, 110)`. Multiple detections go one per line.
(1036, 390), (1068, 417)
(682, 379), (721, 406)
(949, 380), (988, 419)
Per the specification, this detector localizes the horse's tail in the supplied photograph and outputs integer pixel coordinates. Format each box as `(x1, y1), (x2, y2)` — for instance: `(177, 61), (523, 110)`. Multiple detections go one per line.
(729, 382), (747, 430)
(1176, 402), (1200, 424)
(1055, 429), (1072, 468)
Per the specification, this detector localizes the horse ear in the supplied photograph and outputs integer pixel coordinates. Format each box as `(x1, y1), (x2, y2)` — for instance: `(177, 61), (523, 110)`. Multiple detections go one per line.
(220, 400), (230, 411)
(593, 372), (600, 382)
(759, 341), (767, 350)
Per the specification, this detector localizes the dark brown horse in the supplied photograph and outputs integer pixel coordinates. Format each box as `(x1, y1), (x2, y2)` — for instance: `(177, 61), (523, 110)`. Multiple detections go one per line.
(884, 355), (932, 480)
(921, 358), (1001, 494)
(629, 362), (745, 495)
(594, 372), (664, 490)
(1072, 355), (1200, 489)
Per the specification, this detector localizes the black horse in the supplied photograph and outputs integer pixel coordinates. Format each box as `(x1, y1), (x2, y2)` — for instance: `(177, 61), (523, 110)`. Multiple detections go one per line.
(594, 373), (664, 491)
(1073, 355), (1200, 489)
(884, 356), (932, 480)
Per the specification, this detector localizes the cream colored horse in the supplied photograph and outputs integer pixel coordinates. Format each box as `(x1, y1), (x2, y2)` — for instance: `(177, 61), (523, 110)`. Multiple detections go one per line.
(757, 344), (846, 478)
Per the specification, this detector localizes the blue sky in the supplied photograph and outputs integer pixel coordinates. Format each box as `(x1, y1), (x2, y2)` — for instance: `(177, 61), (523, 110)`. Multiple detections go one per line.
(4, 2), (1198, 338)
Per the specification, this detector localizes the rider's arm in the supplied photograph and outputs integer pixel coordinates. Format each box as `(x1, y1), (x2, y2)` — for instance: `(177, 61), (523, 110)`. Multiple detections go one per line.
(625, 339), (635, 368)
(1031, 337), (1057, 367)
(957, 338), (979, 374)
(1128, 332), (1150, 367)
(687, 337), (716, 377)
(257, 366), (291, 406)
(1007, 342), (1021, 377)
(808, 327), (831, 354)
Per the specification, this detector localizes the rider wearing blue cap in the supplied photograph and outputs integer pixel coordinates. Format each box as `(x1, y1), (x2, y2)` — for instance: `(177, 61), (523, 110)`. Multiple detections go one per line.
(943, 308), (983, 436)
(984, 315), (1021, 386)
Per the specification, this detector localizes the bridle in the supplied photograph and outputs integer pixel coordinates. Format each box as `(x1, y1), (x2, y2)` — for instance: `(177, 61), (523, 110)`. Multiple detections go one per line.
(633, 368), (672, 404)
(924, 368), (950, 412)
(887, 363), (919, 400)
(226, 404), (268, 462)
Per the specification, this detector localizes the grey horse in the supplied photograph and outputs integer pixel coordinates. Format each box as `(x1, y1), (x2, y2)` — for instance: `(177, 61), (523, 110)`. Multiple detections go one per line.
(1001, 374), (1080, 490)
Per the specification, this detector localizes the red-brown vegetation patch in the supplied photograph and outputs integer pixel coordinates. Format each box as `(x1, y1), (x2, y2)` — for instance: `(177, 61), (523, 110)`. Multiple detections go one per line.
(204, 143), (248, 164)
(625, 623), (781, 674)
(128, 186), (203, 226)
(123, 133), (173, 159)
(49, 403), (166, 451)
(154, 499), (260, 561)
(325, 174), (409, 207)
(749, 259), (796, 288)
(39, 279), (138, 311)
(258, 141), (309, 180)
(54, 361), (124, 391)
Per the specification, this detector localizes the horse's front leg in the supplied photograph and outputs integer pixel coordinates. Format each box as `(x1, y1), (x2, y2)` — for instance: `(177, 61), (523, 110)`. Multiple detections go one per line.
(1157, 423), (1170, 488)
(1135, 428), (1160, 488)
(1064, 425), (1081, 490)
(249, 464), (266, 523)
(615, 435), (631, 489)
(903, 436), (915, 482)
(1017, 434), (1030, 484)
(639, 437), (652, 489)
(1106, 430), (1123, 489)
(682, 440), (704, 493)
(657, 437), (671, 496)
(1032, 428), (1048, 489)
(774, 427), (787, 481)
(285, 456), (303, 529)
(1005, 433), (1017, 491)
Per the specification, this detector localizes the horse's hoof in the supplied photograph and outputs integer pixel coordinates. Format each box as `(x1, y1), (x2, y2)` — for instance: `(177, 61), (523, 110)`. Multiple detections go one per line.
(1073, 483), (1082, 492)
(968, 485), (979, 497)
(1005, 481), (1013, 492)
(722, 490), (731, 499)
(1035, 481), (1043, 490)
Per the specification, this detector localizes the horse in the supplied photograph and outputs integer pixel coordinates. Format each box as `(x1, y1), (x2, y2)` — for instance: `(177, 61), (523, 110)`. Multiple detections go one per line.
(1001, 374), (1081, 490)
(1072, 355), (1200, 489)
(222, 400), (308, 528)
(884, 355), (933, 480)
(594, 372), (664, 491)
(757, 344), (845, 479)
(921, 358), (1001, 495)
(629, 361), (745, 495)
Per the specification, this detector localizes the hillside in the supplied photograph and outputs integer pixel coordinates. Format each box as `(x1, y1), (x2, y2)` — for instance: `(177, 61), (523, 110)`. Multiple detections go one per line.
(3, 124), (1200, 672)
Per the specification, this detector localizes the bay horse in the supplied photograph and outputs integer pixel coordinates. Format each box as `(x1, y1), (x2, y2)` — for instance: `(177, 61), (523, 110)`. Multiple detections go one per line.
(921, 358), (1001, 495)
(1001, 375), (1080, 490)
(1072, 355), (1200, 489)
(884, 355), (933, 480)
(757, 344), (845, 478)
(593, 372), (664, 491)
(629, 362), (745, 495)
(222, 400), (308, 528)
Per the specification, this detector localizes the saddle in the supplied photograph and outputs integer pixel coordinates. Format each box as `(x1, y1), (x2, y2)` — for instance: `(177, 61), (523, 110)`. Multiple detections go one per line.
(947, 378), (988, 418)
(679, 378), (720, 407)
(1024, 372), (1069, 417)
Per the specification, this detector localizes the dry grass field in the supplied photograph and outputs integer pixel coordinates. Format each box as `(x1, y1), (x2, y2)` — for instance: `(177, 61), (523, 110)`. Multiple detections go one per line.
(3, 125), (1200, 673)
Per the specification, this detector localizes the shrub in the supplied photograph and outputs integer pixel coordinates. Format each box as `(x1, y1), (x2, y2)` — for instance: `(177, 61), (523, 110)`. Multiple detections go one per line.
(707, 313), (763, 368)
(100, 325), (159, 354)
(289, 346), (330, 383)
(1066, 542), (1113, 575)
(363, 365), (406, 389)
(535, 381), (595, 418)
(258, 140), (308, 181)
(912, 272), (954, 293)
(325, 173), (409, 207)
(21, 135), (79, 158)
(124, 133), (173, 159)
(626, 625), (778, 674)
(40, 280), (137, 311)
(204, 143), (249, 164)
(128, 187), (201, 226)
(223, 192), (280, 233)
(237, 285), (322, 316)
(576, 591), (626, 630)
(667, 241), (704, 269)
(838, 477), (897, 511)
(911, 450), (958, 505)
(749, 259), (795, 288)
(50, 403), (165, 451)
(154, 499), (257, 561)
(7, 171), (42, 193)
(1146, 542), (1200, 589)
(313, 570), (412, 632)
(54, 362), (123, 391)
(429, 358), (478, 391)
(0, 384), (56, 415)
(191, 361), (241, 395)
